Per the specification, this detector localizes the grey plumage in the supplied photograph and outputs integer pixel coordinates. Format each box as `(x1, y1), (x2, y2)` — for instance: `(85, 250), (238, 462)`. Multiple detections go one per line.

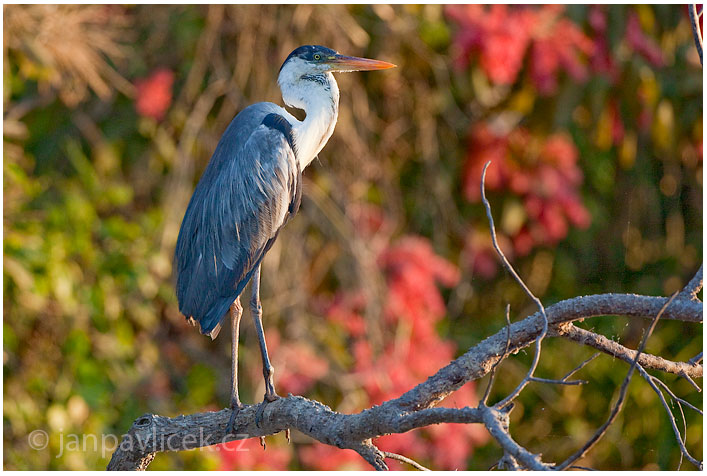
(175, 103), (301, 338)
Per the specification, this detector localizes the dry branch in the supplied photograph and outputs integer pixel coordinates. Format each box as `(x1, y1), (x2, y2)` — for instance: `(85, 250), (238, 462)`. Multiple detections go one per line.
(556, 293), (676, 470)
(557, 323), (703, 379)
(107, 287), (702, 470)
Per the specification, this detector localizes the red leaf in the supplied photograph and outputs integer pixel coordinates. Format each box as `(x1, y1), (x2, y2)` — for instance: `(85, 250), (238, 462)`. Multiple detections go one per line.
(134, 68), (175, 121)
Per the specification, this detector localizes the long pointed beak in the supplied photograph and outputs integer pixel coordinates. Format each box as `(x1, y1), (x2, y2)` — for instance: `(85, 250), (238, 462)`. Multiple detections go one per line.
(326, 54), (396, 72)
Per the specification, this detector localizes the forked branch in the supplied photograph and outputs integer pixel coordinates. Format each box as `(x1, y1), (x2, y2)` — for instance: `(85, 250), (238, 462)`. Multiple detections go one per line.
(109, 158), (702, 471)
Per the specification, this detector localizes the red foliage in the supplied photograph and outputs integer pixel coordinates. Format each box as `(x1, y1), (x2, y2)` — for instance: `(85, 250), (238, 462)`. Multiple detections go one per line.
(446, 5), (532, 84)
(446, 5), (593, 94)
(217, 437), (291, 470)
(589, 6), (619, 81)
(298, 444), (370, 471)
(625, 12), (665, 67)
(378, 236), (460, 331)
(347, 202), (389, 238)
(134, 68), (174, 120)
(326, 291), (368, 338)
(464, 229), (514, 279)
(297, 236), (489, 470)
(462, 124), (590, 259)
(530, 12), (594, 94)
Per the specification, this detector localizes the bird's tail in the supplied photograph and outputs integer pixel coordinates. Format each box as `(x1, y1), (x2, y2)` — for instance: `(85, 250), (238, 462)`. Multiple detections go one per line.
(187, 297), (233, 340)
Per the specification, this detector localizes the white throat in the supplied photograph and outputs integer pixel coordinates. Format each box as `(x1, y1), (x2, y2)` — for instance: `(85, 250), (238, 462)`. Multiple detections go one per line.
(278, 59), (340, 169)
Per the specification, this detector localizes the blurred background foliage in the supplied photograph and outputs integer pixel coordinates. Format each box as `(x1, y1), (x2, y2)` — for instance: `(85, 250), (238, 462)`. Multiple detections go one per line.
(3, 4), (702, 470)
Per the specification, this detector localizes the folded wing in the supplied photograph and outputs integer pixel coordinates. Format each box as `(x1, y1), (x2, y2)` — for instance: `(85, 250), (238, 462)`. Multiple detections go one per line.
(175, 104), (301, 338)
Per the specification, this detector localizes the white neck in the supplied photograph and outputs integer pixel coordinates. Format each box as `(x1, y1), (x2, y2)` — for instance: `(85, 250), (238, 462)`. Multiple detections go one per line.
(278, 61), (340, 169)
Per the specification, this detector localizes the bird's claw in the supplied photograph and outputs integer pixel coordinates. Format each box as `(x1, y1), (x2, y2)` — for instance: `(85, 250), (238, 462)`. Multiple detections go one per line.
(254, 392), (280, 428)
(226, 402), (245, 435)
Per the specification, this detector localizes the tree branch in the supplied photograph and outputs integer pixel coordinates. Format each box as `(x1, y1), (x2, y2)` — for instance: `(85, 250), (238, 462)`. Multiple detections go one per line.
(635, 364), (703, 469)
(382, 451), (431, 471)
(481, 304), (511, 404)
(556, 292), (675, 470)
(480, 161), (550, 409)
(680, 264), (703, 301)
(389, 291), (702, 416)
(107, 396), (484, 470)
(556, 323), (703, 379)
(480, 404), (551, 471)
(108, 288), (701, 470)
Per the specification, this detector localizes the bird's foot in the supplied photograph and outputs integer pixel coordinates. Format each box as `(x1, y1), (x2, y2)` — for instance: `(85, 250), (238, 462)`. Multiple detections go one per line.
(226, 401), (245, 435)
(265, 388), (280, 403)
(254, 391), (280, 428)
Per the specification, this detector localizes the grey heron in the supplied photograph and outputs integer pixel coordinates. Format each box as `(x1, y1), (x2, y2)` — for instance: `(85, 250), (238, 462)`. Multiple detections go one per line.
(174, 45), (395, 430)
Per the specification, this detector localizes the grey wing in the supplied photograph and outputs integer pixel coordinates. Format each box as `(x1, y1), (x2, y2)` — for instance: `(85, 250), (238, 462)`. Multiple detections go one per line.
(175, 109), (301, 338)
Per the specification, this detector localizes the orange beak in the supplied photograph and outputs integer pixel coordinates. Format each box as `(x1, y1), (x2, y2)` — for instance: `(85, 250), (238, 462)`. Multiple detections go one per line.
(326, 54), (396, 72)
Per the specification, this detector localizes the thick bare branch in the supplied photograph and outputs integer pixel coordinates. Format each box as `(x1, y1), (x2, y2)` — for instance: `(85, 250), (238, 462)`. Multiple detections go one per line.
(481, 304), (511, 404)
(556, 324), (703, 379)
(480, 404), (551, 471)
(108, 290), (701, 470)
(107, 396), (483, 470)
(390, 292), (701, 415)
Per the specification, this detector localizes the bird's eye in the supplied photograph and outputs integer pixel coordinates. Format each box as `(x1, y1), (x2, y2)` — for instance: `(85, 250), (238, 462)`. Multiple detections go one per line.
(313, 54), (321, 60)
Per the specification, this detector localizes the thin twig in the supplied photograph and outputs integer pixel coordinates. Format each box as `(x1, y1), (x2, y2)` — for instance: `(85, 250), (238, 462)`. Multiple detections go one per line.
(529, 376), (587, 386)
(688, 351), (703, 365)
(689, 4), (703, 65)
(561, 353), (600, 381)
(677, 398), (686, 470)
(482, 304), (512, 404)
(647, 373), (703, 415)
(526, 353), (599, 388)
(634, 363), (702, 468)
(556, 292), (678, 470)
(382, 451), (431, 471)
(479, 161), (550, 409)
(678, 371), (702, 392)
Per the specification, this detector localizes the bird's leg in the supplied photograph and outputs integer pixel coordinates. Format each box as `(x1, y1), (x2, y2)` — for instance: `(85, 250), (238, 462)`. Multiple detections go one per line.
(226, 298), (244, 434)
(250, 265), (280, 418)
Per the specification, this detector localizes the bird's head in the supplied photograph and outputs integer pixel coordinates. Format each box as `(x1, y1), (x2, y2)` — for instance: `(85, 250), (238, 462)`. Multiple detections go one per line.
(279, 45), (396, 77)
(276, 45), (394, 168)
(278, 44), (395, 114)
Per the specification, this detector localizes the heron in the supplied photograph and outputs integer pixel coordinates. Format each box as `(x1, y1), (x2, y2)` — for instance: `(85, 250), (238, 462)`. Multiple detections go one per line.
(174, 45), (395, 430)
